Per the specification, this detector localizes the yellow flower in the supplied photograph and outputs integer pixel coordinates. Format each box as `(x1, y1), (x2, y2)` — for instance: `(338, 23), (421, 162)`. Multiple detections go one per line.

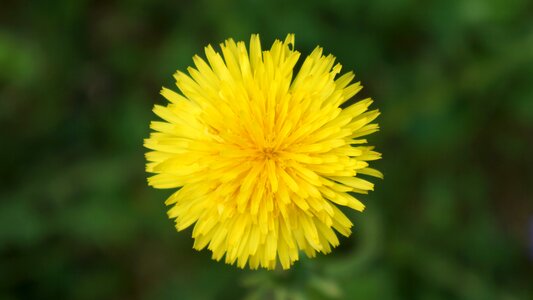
(145, 34), (382, 270)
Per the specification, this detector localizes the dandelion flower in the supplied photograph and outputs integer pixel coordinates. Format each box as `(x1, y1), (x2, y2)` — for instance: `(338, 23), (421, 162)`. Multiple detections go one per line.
(145, 34), (382, 270)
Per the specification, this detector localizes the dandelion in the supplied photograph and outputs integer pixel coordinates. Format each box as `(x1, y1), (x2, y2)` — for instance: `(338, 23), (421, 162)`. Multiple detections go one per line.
(145, 34), (382, 270)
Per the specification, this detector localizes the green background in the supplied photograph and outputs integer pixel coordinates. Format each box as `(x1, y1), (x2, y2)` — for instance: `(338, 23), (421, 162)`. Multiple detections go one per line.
(1, 0), (532, 299)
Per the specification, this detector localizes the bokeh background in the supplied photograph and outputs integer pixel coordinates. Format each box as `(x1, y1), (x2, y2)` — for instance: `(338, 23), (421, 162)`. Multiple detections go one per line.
(1, 0), (532, 299)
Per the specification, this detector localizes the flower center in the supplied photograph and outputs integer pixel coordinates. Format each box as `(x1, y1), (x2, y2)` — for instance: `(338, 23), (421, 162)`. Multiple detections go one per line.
(261, 147), (277, 160)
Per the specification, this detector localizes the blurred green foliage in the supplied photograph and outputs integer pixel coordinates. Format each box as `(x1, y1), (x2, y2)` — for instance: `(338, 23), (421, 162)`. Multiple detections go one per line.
(1, 0), (532, 299)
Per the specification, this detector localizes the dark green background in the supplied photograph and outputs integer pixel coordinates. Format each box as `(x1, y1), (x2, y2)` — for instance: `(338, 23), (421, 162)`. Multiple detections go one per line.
(1, 0), (532, 299)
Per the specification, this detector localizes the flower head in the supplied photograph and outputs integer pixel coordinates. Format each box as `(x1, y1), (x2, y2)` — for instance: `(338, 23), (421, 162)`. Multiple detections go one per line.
(145, 34), (382, 270)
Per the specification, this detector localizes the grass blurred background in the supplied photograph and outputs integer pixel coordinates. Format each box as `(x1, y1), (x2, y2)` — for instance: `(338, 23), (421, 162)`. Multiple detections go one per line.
(1, 0), (532, 299)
